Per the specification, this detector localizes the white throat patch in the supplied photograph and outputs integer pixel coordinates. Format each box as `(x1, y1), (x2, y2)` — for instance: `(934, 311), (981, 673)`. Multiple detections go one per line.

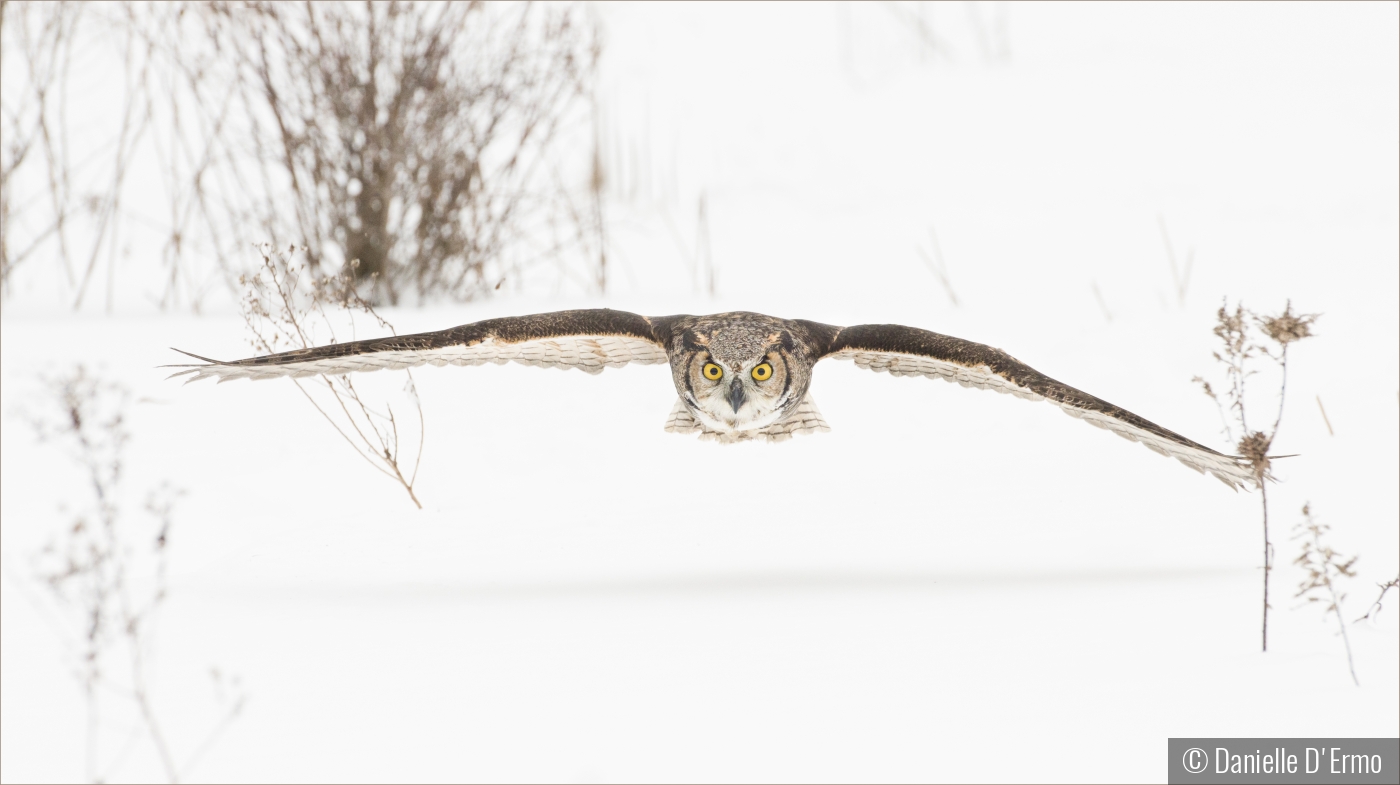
(664, 394), (831, 444)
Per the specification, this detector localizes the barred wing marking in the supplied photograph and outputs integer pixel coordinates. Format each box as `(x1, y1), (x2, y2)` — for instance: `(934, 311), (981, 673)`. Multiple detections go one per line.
(167, 309), (669, 383)
(823, 324), (1256, 489)
(760, 395), (833, 442)
(169, 336), (668, 382)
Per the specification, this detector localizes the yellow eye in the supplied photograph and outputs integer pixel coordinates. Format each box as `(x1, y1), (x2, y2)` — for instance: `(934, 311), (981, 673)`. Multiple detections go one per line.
(702, 362), (723, 380)
(752, 362), (773, 381)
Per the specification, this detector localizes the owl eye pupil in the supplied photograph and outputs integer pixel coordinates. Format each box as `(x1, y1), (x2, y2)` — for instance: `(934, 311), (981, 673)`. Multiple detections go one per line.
(703, 362), (723, 380)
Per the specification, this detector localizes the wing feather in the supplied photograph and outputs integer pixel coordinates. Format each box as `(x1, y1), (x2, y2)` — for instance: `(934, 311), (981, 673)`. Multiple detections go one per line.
(166, 309), (669, 383)
(822, 324), (1259, 489)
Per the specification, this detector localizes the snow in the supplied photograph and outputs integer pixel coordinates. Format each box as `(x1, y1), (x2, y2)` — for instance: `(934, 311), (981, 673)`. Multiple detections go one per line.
(2, 3), (1397, 782)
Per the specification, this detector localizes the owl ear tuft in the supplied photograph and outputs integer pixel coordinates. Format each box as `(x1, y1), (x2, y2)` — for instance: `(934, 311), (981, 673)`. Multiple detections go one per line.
(765, 331), (796, 352)
(682, 331), (710, 351)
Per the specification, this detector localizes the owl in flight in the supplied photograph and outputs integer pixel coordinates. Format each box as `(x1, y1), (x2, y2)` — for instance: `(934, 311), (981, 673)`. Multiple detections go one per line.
(169, 309), (1257, 489)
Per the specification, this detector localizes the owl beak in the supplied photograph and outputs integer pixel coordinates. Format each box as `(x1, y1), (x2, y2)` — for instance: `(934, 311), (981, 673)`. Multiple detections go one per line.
(727, 379), (747, 413)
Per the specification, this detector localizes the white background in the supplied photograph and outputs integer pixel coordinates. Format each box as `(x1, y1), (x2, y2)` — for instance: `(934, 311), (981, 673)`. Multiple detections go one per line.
(3, 2), (1397, 782)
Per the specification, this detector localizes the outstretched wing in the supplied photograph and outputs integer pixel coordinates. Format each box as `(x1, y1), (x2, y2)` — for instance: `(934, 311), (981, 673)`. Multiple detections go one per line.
(820, 323), (1257, 489)
(167, 309), (669, 383)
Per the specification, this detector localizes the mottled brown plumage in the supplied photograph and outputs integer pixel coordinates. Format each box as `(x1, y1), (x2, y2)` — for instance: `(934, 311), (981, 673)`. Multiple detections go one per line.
(168, 308), (1258, 488)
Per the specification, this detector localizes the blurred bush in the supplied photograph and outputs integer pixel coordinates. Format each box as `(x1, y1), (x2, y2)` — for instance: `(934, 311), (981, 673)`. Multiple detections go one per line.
(0, 1), (602, 309)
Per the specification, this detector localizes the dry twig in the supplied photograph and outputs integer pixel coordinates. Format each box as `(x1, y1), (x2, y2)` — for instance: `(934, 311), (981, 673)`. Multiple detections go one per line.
(1355, 575), (1399, 624)
(1315, 394), (1334, 436)
(236, 243), (426, 508)
(916, 225), (958, 307)
(1158, 214), (1194, 308)
(1293, 503), (1359, 686)
(660, 191), (716, 297)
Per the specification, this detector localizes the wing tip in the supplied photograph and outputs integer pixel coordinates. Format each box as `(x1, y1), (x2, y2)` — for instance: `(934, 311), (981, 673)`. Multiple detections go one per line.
(162, 348), (240, 384)
(167, 347), (226, 364)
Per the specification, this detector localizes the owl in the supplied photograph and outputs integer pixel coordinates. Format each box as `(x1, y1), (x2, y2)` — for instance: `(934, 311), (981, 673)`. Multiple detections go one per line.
(168, 308), (1259, 489)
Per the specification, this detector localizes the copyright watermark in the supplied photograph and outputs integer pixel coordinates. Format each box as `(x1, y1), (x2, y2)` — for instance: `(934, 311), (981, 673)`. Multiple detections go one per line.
(1168, 739), (1398, 784)
(1182, 747), (1210, 774)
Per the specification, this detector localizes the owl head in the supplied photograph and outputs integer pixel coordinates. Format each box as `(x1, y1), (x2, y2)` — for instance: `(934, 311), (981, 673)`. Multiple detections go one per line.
(668, 313), (814, 436)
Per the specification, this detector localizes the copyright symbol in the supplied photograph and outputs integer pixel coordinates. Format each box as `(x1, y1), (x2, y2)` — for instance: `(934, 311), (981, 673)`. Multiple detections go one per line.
(1182, 747), (1209, 774)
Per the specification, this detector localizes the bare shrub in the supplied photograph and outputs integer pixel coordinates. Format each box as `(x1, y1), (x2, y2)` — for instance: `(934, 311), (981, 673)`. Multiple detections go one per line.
(0, 2), (157, 309)
(1292, 503), (1359, 685)
(230, 243), (426, 508)
(1, 1), (602, 310)
(25, 366), (245, 783)
(199, 1), (599, 305)
(1193, 299), (1318, 652)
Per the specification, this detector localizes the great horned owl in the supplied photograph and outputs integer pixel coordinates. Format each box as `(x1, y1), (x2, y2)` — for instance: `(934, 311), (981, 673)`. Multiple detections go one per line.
(169, 309), (1258, 489)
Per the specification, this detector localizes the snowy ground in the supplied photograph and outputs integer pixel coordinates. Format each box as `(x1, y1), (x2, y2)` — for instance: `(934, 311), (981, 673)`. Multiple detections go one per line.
(2, 3), (1397, 783)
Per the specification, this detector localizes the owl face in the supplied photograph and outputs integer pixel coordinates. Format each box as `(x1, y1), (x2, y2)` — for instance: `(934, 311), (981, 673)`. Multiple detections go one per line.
(670, 318), (812, 435)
